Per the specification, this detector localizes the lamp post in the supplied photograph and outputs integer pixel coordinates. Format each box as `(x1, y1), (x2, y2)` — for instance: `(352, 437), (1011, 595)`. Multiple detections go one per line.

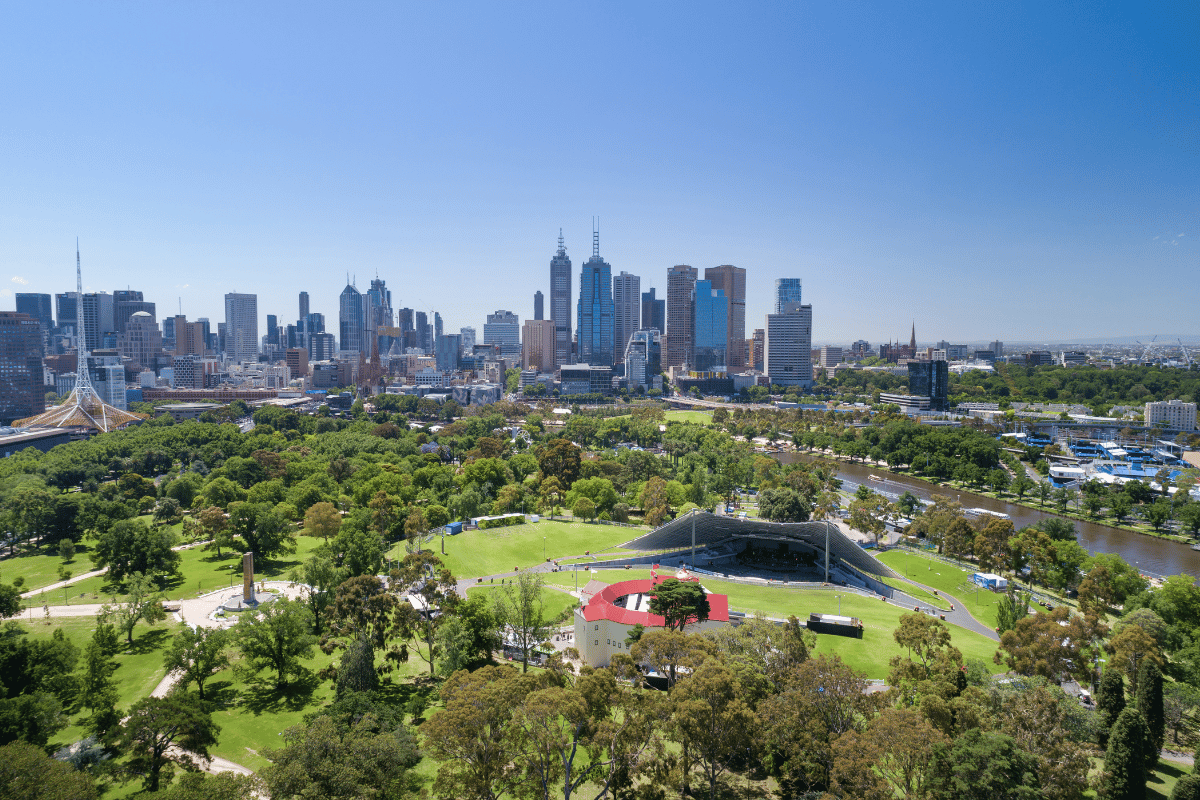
(543, 537), (546, 560)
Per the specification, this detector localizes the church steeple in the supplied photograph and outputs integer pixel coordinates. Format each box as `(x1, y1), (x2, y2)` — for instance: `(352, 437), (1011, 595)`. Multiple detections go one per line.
(910, 322), (916, 351)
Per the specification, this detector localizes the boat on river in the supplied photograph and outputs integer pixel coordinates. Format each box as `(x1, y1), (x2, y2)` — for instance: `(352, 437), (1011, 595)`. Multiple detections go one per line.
(964, 507), (1010, 521)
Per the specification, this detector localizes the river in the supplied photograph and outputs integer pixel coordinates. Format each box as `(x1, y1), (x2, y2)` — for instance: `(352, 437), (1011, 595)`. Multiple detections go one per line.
(779, 453), (1200, 580)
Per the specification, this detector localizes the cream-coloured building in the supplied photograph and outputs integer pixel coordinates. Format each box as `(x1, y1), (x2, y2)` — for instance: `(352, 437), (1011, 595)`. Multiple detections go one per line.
(574, 570), (729, 669)
(1145, 399), (1197, 431)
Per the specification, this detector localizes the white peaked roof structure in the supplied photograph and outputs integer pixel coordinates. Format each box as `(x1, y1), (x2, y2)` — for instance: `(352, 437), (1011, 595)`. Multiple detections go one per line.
(15, 242), (144, 433)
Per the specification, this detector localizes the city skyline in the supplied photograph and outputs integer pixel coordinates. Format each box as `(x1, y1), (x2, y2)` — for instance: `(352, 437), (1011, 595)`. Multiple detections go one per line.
(1, 4), (1195, 342)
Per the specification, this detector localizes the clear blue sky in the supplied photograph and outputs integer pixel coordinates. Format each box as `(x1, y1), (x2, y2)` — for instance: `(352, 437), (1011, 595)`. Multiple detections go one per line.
(2, 2), (1196, 345)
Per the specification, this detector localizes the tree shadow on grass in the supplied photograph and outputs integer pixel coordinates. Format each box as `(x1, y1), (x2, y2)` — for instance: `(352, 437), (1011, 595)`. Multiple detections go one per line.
(201, 679), (240, 710)
(240, 669), (320, 715)
(1148, 760), (1190, 799)
(125, 627), (170, 655)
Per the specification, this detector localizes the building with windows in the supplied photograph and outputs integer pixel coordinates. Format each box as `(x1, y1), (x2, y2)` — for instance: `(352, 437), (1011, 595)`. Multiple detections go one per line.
(664, 265), (697, 368)
(751, 329), (765, 372)
(692, 279), (728, 373)
(533, 290), (544, 321)
(1061, 351), (1087, 367)
(560, 364), (612, 396)
(1145, 399), (1196, 431)
(117, 311), (162, 369)
(765, 301), (812, 388)
(773, 278), (802, 314)
(285, 348), (309, 378)
(81, 292), (115, 351)
(223, 293), (258, 364)
(612, 271), (640, 364)
(550, 231), (573, 366)
(521, 319), (557, 373)
(577, 227), (614, 366)
(435, 334), (462, 373)
(0, 312), (46, 424)
(459, 327), (476, 354)
(641, 287), (665, 335)
(484, 310), (521, 359)
(819, 346), (843, 368)
(705, 265), (746, 370)
(339, 283), (366, 355)
(907, 360), (949, 411)
(623, 329), (662, 390)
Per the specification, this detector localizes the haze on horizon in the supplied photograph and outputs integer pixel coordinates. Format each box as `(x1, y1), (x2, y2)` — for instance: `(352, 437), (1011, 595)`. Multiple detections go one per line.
(2, 2), (1195, 344)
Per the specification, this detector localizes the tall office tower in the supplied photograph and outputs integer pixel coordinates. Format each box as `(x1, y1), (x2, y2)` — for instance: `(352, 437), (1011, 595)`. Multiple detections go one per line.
(641, 288), (665, 335)
(414, 311), (429, 351)
(521, 319), (557, 372)
(774, 278), (802, 314)
(989, 340), (1004, 358)
(55, 292), (79, 332)
(397, 307), (414, 334)
(751, 329), (765, 372)
(339, 282), (365, 353)
(484, 310), (521, 359)
(299, 291), (309, 322)
(576, 224), (614, 366)
(366, 277), (393, 357)
(765, 300), (813, 388)
(266, 315), (279, 346)
(549, 230), (573, 366)
(0, 312), (46, 424)
(705, 265), (746, 370)
(310, 332), (336, 361)
(435, 334), (461, 372)
(80, 292), (114, 351)
(624, 330), (662, 390)
(612, 271), (640, 364)
(459, 327), (476, 353)
(217, 322), (226, 353)
(534, 290), (544, 321)
(434, 312), (443, 340)
(691, 279), (728, 372)
(114, 298), (155, 335)
(664, 265), (698, 368)
(161, 316), (176, 351)
(16, 294), (53, 331)
(223, 293), (259, 363)
(908, 360), (949, 411)
(197, 318), (215, 352)
(117, 312), (162, 369)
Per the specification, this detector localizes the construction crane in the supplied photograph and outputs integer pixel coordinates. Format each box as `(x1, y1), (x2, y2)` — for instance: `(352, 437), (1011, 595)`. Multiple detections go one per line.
(1180, 339), (1195, 368)
(1136, 336), (1159, 364)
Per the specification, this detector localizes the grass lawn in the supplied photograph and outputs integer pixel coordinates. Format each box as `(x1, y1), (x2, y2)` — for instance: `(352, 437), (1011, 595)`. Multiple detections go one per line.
(547, 569), (1003, 679)
(876, 550), (1001, 630)
(23, 535), (327, 606)
(398, 519), (646, 579)
(466, 584), (578, 624)
(0, 541), (98, 593)
(1149, 760), (1194, 799)
(880, 577), (944, 607)
(665, 409), (713, 425)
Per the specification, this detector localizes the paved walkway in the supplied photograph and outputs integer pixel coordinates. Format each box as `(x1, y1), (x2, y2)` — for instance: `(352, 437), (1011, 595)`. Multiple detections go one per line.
(19, 539), (214, 600)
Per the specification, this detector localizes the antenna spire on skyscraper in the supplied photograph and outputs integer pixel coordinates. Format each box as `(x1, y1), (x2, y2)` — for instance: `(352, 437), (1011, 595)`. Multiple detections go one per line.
(592, 217), (600, 258)
(557, 228), (565, 255)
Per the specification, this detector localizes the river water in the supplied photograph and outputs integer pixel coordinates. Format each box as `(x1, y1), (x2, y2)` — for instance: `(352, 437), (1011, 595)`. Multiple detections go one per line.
(779, 453), (1200, 580)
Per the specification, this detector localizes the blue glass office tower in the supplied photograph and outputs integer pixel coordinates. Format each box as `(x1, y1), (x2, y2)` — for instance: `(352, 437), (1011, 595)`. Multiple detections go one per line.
(692, 280), (728, 373)
(576, 224), (614, 366)
(774, 278), (802, 314)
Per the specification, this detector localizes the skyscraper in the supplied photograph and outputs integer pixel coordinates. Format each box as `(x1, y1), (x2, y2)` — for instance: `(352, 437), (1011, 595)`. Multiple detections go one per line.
(641, 288), (665, 335)
(704, 265), (746, 370)
(908, 360), (949, 411)
(299, 291), (309, 321)
(435, 334), (461, 372)
(0, 312), (45, 424)
(266, 314), (279, 346)
(365, 278), (393, 358)
(549, 230), (573, 366)
(612, 271), (640, 364)
(521, 319), (557, 372)
(415, 311), (429, 352)
(533, 290), (544, 321)
(80, 292), (114, 351)
(55, 292), (78, 333)
(223, 293), (259, 364)
(459, 327), (476, 353)
(765, 299), (813, 388)
(117, 311), (162, 369)
(576, 225), (614, 367)
(15, 294), (53, 331)
(484, 310), (521, 359)
(664, 265), (697, 368)
(774, 278), (802, 314)
(692, 279), (728, 373)
(339, 282), (365, 354)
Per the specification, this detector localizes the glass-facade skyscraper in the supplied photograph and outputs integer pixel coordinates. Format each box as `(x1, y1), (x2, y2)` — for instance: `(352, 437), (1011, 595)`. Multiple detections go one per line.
(550, 231), (573, 366)
(641, 288), (665, 335)
(576, 227), (614, 367)
(339, 283), (365, 353)
(691, 279), (728, 373)
(774, 278), (802, 314)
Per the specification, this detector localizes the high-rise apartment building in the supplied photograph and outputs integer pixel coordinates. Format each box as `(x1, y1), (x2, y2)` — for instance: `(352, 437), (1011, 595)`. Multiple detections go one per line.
(459, 327), (476, 354)
(223, 293), (259, 364)
(550, 231), (573, 366)
(534, 291), (544, 321)
(612, 271), (640, 364)
(641, 288), (665, 335)
(339, 283), (365, 354)
(751, 329), (765, 372)
(989, 340), (1004, 359)
(1145, 399), (1196, 431)
(81, 292), (114, 351)
(692, 280), (728, 373)
(624, 329), (662, 390)
(0, 312), (46, 424)
(765, 301), (813, 388)
(577, 227), (614, 367)
(664, 265), (698, 368)
(704, 265), (746, 370)
(521, 319), (557, 372)
(15, 294), (53, 332)
(299, 291), (309, 321)
(414, 311), (429, 352)
(484, 310), (521, 359)
(774, 278), (802, 314)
